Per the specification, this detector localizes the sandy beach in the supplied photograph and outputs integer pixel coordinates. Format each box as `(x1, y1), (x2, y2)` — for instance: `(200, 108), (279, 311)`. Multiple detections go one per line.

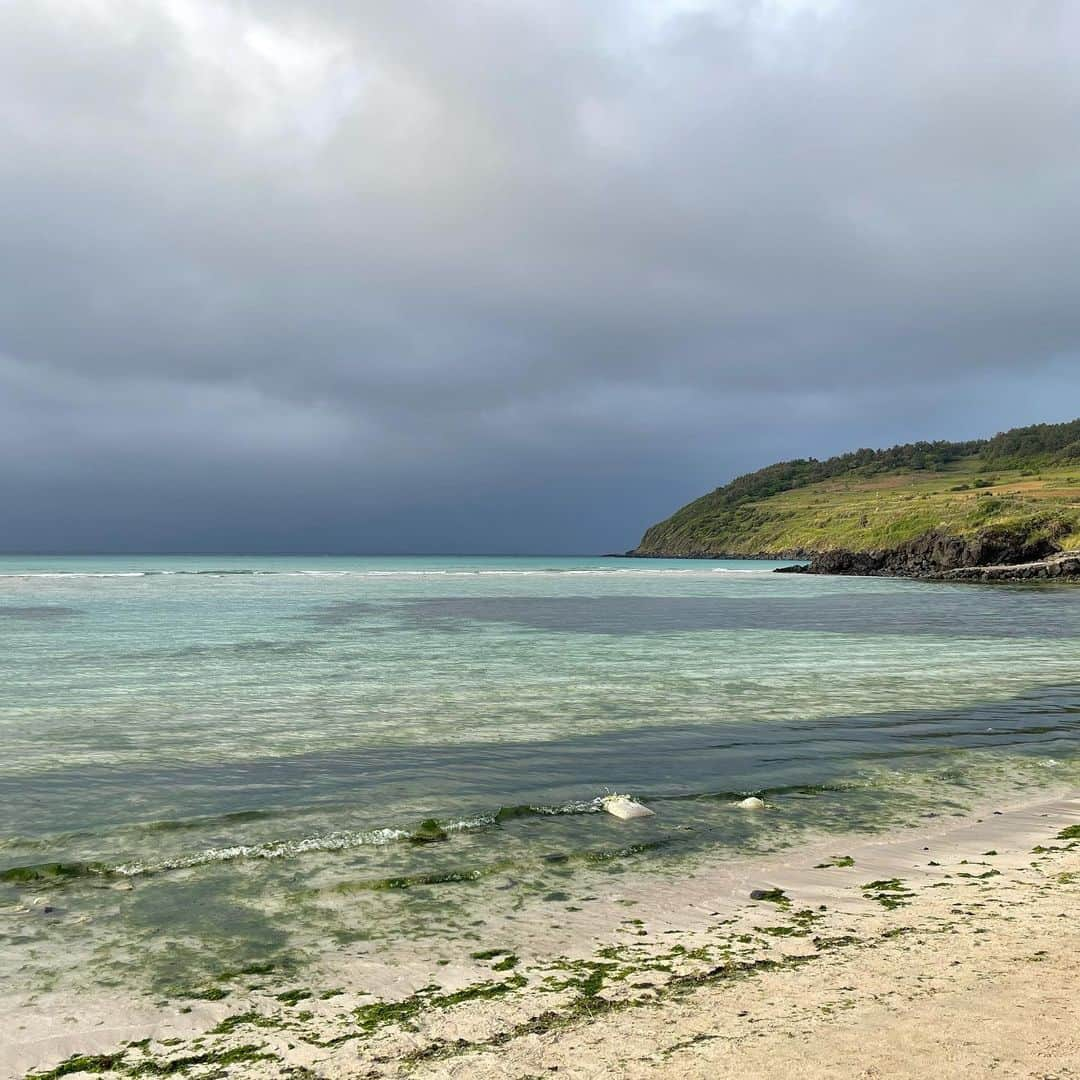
(5, 790), (1078, 1079)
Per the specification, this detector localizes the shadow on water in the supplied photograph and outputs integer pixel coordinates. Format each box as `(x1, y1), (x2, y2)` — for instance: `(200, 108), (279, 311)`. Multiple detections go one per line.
(298, 592), (1080, 638)
(0, 605), (82, 621)
(3, 685), (1078, 843)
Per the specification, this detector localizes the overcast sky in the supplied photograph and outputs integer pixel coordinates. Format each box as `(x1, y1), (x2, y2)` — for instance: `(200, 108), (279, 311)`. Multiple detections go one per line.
(2, 0), (1079, 554)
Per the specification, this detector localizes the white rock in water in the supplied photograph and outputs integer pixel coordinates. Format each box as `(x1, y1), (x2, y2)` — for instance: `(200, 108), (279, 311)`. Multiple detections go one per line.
(737, 797), (765, 810)
(603, 796), (655, 820)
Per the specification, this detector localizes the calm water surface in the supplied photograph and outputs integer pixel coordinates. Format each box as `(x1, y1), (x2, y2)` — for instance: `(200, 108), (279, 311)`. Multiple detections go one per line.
(1, 555), (1078, 997)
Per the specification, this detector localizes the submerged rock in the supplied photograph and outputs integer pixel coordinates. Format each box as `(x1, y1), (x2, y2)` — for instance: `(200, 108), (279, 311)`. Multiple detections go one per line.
(737, 796), (765, 810)
(409, 818), (449, 844)
(603, 795), (655, 820)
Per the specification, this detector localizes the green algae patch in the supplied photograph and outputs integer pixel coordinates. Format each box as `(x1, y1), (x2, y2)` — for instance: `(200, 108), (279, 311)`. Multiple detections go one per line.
(333, 869), (485, 892)
(77, 909), (881, 1075)
(27, 1052), (126, 1078)
(862, 878), (905, 891)
(210, 1011), (282, 1036)
(326, 855), (516, 893)
(394, 947), (835, 1071)
(812, 934), (859, 949)
(27, 1045), (276, 1079)
(761, 907), (825, 937)
(814, 855), (855, 869)
(276, 987), (313, 1005)
(214, 961), (276, 983)
(470, 948), (520, 970)
(541, 958), (618, 1000)
(1057, 824), (1080, 841)
(494, 804), (542, 823)
(582, 840), (670, 864)
(861, 878), (915, 909)
(409, 819), (449, 844)
(1, 861), (111, 887)
(177, 986), (228, 1001)
(126, 1044), (274, 1075)
(354, 976), (527, 1035)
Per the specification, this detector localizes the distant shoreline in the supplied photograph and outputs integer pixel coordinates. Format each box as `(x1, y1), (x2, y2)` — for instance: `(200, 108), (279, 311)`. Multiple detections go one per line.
(611, 545), (1080, 582)
(604, 551), (810, 561)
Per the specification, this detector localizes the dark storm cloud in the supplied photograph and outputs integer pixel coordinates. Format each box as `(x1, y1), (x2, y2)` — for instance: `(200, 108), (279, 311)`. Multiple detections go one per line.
(2, 0), (1079, 553)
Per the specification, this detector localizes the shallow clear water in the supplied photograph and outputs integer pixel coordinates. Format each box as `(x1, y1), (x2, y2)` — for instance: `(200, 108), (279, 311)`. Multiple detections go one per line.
(1, 554), (1078, 997)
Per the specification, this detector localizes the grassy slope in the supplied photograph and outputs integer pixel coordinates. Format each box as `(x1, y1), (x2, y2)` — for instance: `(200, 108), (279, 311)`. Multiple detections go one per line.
(636, 457), (1080, 557)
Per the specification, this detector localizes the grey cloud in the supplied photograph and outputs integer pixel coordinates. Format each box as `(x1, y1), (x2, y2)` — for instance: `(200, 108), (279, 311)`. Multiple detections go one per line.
(1, 1), (1079, 553)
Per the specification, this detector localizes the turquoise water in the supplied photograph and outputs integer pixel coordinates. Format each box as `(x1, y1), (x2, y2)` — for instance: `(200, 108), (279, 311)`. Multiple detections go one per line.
(1, 554), (1078, 997)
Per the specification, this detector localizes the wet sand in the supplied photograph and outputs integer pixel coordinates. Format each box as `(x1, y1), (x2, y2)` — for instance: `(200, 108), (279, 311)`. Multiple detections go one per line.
(4, 791), (1078, 1079)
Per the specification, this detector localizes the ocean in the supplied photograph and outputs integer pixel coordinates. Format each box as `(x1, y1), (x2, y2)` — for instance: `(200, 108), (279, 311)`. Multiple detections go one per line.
(2, 554), (1078, 1000)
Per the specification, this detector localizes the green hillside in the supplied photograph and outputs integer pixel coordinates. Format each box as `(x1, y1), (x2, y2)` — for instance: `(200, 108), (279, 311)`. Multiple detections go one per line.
(633, 420), (1080, 558)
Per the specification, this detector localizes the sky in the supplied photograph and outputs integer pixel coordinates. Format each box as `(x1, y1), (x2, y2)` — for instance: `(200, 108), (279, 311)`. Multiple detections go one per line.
(2, 0), (1079, 554)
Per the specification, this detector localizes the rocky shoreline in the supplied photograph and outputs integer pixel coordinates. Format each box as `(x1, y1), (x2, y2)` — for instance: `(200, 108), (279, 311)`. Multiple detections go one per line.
(773, 529), (1080, 582)
(928, 551), (1080, 581)
(620, 528), (1080, 583)
(607, 549), (814, 561)
(778, 550), (1080, 582)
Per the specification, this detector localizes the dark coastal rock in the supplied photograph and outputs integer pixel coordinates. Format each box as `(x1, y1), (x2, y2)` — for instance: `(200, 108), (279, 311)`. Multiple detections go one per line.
(775, 528), (1079, 583)
(749, 888), (789, 904)
(927, 552), (1080, 582)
